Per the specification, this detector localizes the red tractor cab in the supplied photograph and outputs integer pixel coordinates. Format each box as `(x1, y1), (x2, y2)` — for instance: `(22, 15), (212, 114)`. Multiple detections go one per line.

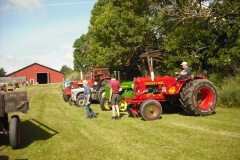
(83, 68), (111, 87)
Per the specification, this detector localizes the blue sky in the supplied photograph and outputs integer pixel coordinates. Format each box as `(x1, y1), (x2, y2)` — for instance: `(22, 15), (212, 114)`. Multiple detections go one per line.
(0, 0), (97, 74)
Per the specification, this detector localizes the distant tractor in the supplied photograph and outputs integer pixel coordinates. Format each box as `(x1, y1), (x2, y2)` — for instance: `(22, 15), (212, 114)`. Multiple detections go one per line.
(100, 81), (133, 112)
(0, 77), (29, 149)
(70, 68), (111, 107)
(62, 81), (80, 104)
(125, 50), (218, 121)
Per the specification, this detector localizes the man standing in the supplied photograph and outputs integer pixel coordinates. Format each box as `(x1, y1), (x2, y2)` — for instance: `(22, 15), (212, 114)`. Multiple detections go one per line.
(83, 80), (97, 119)
(180, 62), (192, 79)
(109, 74), (122, 120)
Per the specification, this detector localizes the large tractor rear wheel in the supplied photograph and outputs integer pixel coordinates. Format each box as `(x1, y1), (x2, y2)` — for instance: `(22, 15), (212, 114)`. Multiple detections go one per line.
(140, 99), (162, 121)
(180, 79), (218, 116)
(97, 86), (105, 102)
(9, 115), (22, 149)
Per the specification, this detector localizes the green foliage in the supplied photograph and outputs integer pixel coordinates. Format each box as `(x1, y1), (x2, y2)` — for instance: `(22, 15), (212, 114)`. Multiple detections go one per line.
(73, 0), (240, 77)
(73, 0), (159, 72)
(64, 71), (81, 81)
(159, 0), (240, 75)
(0, 67), (6, 77)
(73, 34), (91, 71)
(218, 75), (240, 108)
(60, 65), (72, 74)
(208, 73), (225, 88)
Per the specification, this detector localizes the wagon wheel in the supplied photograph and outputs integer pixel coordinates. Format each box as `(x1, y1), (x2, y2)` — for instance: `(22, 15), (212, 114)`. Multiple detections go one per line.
(118, 97), (127, 112)
(140, 99), (162, 121)
(9, 115), (22, 149)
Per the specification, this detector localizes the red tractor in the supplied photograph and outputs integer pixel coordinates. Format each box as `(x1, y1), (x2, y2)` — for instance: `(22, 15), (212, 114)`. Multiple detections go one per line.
(126, 50), (218, 121)
(70, 68), (111, 106)
(62, 81), (79, 103)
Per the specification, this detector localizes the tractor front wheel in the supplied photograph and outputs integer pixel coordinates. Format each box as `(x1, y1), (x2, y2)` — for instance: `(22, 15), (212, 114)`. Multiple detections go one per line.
(180, 79), (218, 116)
(100, 97), (111, 111)
(118, 97), (128, 112)
(140, 99), (162, 121)
(68, 97), (75, 106)
(9, 115), (22, 149)
(76, 96), (84, 107)
(62, 92), (68, 102)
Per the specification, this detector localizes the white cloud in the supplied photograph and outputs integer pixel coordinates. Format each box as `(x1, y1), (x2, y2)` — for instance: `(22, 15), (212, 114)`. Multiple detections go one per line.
(0, 0), (41, 11)
(2, 54), (16, 60)
(9, 0), (41, 10)
(0, 44), (74, 74)
(0, 1), (96, 11)
(58, 45), (74, 60)
(42, 2), (95, 7)
(0, 3), (10, 11)
(0, 54), (35, 74)
(0, 0), (96, 74)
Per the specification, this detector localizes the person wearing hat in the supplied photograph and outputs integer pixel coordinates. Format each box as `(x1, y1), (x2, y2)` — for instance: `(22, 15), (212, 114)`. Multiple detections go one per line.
(180, 62), (192, 79)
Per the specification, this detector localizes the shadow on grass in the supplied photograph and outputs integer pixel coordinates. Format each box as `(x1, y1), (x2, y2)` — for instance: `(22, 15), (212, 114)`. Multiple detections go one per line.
(0, 155), (8, 160)
(0, 118), (59, 149)
(21, 119), (59, 148)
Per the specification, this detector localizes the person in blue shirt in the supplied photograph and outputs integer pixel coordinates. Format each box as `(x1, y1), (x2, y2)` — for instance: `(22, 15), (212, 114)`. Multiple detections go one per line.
(180, 62), (192, 79)
(83, 80), (97, 119)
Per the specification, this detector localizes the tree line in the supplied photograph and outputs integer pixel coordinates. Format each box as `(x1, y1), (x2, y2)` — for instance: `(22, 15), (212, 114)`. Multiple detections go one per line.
(73, 0), (240, 80)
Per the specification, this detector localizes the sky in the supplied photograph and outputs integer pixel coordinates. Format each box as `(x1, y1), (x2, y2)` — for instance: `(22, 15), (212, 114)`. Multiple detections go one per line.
(0, 0), (97, 75)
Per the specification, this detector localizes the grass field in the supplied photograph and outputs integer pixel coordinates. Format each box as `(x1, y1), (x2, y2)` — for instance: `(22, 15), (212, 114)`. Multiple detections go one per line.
(1, 84), (240, 160)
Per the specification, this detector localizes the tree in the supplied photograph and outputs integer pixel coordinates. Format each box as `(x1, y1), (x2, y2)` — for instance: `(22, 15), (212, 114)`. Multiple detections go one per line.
(87, 0), (158, 70)
(152, 0), (240, 75)
(0, 68), (6, 77)
(73, 0), (240, 77)
(60, 65), (72, 74)
(73, 34), (91, 72)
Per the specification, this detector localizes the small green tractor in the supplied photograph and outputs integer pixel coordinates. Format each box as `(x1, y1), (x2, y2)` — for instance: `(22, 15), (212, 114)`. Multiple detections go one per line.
(100, 81), (133, 112)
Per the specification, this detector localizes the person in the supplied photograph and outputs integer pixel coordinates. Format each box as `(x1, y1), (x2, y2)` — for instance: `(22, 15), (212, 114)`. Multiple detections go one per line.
(180, 61), (192, 79)
(109, 74), (122, 120)
(83, 80), (97, 119)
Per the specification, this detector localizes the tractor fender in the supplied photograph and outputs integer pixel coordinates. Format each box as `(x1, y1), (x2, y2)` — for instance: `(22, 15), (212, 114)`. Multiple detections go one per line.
(173, 79), (192, 94)
(71, 88), (84, 101)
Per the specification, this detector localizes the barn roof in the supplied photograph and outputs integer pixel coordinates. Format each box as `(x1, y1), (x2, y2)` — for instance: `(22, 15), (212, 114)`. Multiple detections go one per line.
(7, 63), (64, 76)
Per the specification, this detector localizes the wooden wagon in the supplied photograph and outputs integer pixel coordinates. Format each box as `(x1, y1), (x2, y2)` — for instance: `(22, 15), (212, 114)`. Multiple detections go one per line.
(0, 77), (29, 149)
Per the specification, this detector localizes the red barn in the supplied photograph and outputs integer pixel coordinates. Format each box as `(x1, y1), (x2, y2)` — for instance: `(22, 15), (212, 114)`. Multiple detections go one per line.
(7, 63), (64, 84)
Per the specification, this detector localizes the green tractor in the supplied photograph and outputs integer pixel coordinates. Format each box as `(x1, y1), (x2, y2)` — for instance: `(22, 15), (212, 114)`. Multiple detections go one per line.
(100, 80), (133, 112)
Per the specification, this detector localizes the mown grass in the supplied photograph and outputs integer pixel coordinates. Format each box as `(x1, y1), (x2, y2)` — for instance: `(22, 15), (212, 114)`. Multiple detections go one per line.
(1, 84), (240, 160)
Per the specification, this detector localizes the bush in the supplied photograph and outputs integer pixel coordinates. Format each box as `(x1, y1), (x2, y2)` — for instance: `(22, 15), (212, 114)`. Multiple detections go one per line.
(208, 73), (225, 88)
(64, 71), (81, 81)
(217, 75), (240, 108)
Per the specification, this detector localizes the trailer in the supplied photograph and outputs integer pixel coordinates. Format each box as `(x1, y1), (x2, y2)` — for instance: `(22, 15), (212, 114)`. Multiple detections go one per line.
(0, 77), (29, 149)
